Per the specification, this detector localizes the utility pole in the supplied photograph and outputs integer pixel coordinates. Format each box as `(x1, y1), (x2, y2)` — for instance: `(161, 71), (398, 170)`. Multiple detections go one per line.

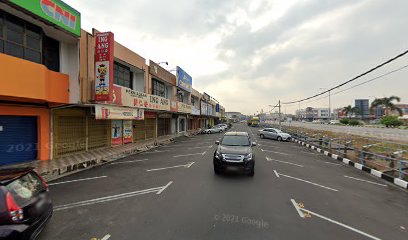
(328, 90), (331, 120)
(278, 100), (281, 130)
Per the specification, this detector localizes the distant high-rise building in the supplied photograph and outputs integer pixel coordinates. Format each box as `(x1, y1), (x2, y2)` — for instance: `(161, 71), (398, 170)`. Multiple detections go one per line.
(355, 99), (370, 119)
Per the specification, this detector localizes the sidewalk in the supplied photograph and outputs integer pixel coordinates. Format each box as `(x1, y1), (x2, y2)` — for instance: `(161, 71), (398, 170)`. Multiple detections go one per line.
(0, 135), (179, 181)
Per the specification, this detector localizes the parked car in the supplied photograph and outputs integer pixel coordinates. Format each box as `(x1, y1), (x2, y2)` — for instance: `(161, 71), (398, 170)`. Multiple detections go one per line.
(213, 132), (256, 176)
(258, 128), (291, 141)
(216, 124), (228, 131)
(204, 126), (224, 134)
(0, 168), (52, 240)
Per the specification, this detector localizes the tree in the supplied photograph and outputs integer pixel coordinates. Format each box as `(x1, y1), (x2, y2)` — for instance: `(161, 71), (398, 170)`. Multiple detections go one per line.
(380, 116), (403, 127)
(343, 105), (359, 118)
(370, 96), (403, 116)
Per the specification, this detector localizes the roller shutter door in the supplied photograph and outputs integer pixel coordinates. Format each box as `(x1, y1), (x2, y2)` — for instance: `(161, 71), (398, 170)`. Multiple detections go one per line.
(158, 118), (170, 136)
(133, 120), (145, 141)
(54, 116), (86, 158)
(88, 117), (109, 150)
(0, 116), (37, 165)
(145, 118), (156, 140)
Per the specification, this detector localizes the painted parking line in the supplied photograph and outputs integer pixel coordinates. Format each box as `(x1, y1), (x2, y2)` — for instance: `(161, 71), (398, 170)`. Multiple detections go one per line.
(273, 170), (280, 178)
(344, 175), (387, 187)
(173, 152), (206, 158)
(110, 159), (148, 165)
(276, 171), (338, 192)
(49, 176), (107, 186)
(146, 162), (195, 172)
(290, 199), (382, 240)
(54, 182), (173, 211)
(101, 234), (111, 240)
(266, 157), (304, 167)
(261, 149), (289, 156)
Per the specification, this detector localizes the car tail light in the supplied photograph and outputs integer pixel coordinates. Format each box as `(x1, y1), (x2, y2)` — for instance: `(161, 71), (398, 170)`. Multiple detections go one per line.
(6, 192), (24, 222)
(35, 172), (49, 190)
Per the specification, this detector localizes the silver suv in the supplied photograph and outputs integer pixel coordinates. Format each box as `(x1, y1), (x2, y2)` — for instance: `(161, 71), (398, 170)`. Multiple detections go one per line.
(258, 128), (291, 141)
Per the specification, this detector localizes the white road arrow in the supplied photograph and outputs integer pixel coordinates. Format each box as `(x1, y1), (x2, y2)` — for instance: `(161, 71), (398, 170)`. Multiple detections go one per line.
(146, 162), (195, 172)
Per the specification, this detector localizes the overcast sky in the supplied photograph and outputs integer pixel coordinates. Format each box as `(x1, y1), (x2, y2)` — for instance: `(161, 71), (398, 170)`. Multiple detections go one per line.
(65, 0), (408, 115)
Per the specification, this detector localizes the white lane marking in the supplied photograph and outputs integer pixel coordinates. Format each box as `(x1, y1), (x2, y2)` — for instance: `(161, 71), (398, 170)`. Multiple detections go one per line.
(146, 162), (194, 172)
(141, 150), (169, 154)
(157, 181), (173, 194)
(49, 176), (107, 186)
(208, 145), (213, 148)
(173, 152), (206, 158)
(54, 186), (164, 211)
(110, 159), (148, 165)
(101, 234), (111, 240)
(261, 149), (289, 155)
(344, 176), (387, 187)
(186, 162), (195, 168)
(266, 157), (304, 167)
(295, 203), (382, 240)
(273, 170), (280, 178)
(278, 172), (338, 192)
(290, 199), (305, 218)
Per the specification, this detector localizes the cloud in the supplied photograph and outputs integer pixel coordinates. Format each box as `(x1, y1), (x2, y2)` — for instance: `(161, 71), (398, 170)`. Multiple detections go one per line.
(65, 0), (408, 115)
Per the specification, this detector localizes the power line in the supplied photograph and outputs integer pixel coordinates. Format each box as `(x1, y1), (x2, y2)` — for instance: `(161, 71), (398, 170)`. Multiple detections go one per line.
(293, 63), (408, 106)
(281, 49), (408, 104)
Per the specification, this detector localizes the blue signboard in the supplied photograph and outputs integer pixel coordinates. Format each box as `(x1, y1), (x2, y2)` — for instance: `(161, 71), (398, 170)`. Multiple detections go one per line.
(216, 104), (220, 112)
(176, 66), (192, 93)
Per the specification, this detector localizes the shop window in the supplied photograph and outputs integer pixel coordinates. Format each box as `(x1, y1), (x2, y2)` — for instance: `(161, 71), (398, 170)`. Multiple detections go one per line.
(114, 62), (133, 89)
(152, 79), (165, 98)
(177, 94), (184, 103)
(1, 13), (42, 64)
(43, 36), (59, 72)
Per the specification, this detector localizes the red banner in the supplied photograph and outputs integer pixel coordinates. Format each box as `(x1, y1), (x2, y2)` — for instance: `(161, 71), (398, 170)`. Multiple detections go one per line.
(95, 32), (114, 101)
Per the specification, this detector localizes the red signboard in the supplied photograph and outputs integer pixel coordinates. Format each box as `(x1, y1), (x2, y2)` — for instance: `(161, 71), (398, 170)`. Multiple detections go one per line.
(95, 32), (114, 101)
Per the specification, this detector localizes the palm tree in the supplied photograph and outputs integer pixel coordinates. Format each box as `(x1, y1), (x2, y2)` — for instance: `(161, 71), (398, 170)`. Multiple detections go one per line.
(370, 96), (403, 116)
(343, 105), (359, 118)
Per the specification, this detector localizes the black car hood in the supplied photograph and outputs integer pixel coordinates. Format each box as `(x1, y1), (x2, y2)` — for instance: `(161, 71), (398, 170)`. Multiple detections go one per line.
(219, 145), (252, 155)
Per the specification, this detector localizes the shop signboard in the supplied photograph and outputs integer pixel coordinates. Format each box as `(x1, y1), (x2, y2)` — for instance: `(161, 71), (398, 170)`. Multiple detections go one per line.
(191, 106), (200, 116)
(111, 85), (170, 111)
(95, 32), (114, 101)
(170, 100), (178, 112)
(216, 104), (220, 112)
(111, 120), (123, 146)
(208, 103), (213, 116)
(176, 66), (192, 93)
(95, 105), (144, 120)
(200, 101), (208, 116)
(123, 120), (133, 144)
(9, 0), (81, 37)
(177, 102), (192, 114)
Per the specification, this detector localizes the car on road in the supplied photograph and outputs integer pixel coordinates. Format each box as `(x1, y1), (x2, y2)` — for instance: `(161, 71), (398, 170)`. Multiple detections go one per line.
(213, 132), (256, 176)
(215, 124), (228, 131)
(204, 126), (224, 134)
(0, 168), (52, 240)
(329, 120), (340, 124)
(258, 128), (291, 141)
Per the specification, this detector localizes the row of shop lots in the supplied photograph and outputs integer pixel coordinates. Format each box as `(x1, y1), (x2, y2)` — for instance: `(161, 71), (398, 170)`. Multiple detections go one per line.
(0, 0), (225, 165)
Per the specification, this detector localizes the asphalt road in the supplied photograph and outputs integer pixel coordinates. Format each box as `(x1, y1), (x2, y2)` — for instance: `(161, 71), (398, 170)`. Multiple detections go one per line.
(281, 121), (408, 142)
(39, 123), (408, 240)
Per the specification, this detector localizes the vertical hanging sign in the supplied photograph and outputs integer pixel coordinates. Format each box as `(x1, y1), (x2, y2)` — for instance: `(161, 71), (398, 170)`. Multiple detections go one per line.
(95, 32), (114, 101)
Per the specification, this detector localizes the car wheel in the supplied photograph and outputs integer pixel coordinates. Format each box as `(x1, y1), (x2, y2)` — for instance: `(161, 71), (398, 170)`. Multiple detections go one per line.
(214, 165), (221, 174)
(277, 136), (282, 141)
(248, 167), (254, 177)
(260, 134), (264, 139)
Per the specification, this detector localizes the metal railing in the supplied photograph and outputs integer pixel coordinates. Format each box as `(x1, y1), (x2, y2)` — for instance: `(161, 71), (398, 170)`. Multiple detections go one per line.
(260, 123), (408, 180)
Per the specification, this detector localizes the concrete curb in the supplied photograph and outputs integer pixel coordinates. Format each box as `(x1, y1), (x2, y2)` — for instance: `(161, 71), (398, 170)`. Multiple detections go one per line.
(292, 138), (408, 189)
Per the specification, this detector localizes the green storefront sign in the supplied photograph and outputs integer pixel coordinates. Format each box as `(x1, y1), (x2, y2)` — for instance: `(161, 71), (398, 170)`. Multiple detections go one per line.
(9, 0), (81, 37)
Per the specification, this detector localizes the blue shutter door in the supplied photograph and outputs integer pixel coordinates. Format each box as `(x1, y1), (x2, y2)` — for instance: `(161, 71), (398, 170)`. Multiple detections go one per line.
(0, 116), (38, 165)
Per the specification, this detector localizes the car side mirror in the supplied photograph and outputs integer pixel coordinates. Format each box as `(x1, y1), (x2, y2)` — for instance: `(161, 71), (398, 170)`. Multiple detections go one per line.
(252, 142), (257, 146)
(215, 141), (220, 145)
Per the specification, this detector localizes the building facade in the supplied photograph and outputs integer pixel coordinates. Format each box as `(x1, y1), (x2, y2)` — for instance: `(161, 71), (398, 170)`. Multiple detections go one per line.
(354, 99), (370, 119)
(0, 2), (225, 166)
(0, 0), (80, 165)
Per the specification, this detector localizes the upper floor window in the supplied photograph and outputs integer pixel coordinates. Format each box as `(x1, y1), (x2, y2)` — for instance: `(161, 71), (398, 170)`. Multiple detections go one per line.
(114, 62), (132, 89)
(177, 93), (184, 103)
(0, 11), (59, 72)
(191, 97), (195, 106)
(152, 79), (165, 98)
